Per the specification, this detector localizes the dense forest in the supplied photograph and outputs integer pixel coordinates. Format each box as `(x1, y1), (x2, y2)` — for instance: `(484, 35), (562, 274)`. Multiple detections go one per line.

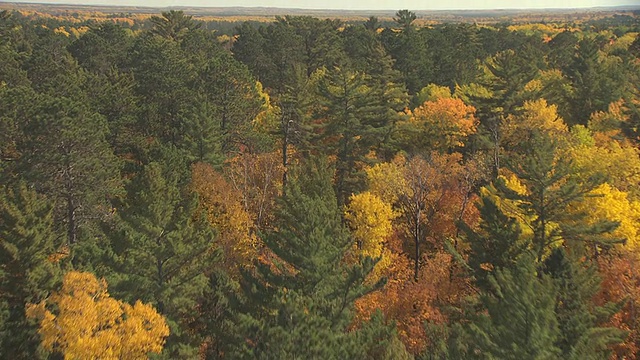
(1, 6), (640, 359)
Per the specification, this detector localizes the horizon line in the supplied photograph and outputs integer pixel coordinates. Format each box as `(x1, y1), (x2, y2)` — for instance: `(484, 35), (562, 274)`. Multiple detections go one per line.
(2, 1), (640, 12)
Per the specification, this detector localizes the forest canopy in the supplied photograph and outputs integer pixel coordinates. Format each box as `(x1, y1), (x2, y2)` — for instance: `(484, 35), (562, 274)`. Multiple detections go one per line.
(1, 6), (640, 359)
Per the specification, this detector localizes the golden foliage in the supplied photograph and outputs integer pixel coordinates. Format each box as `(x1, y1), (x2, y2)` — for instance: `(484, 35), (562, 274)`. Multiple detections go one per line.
(53, 26), (70, 37)
(224, 151), (284, 230)
(400, 97), (478, 151)
(502, 99), (568, 149)
(191, 162), (258, 274)
(588, 99), (628, 142)
(569, 123), (640, 198)
(26, 271), (169, 360)
(344, 192), (396, 280)
(572, 183), (640, 250)
(368, 152), (481, 246)
(366, 154), (407, 204)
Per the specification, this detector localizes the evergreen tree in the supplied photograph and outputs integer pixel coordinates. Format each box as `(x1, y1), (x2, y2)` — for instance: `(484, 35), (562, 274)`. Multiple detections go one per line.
(18, 94), (121, 251)
(229, 159), (394, 358)
(68, 21), (132, 75)
(465, 253), (561, 360)
(254, 19), (306, 93)
(232, 22), (273, 85)
(542, 248), (626, 359)
(314, 66), (392, 206)
(108, 148), (218, 358)
(197, 52), (262, 154)
(565, 38), (627, 125)
(496, 131), (619, 261)
(274, 66), (317, 191)
(393, 10), (417, 31)
(460, 195), (527, 292)
(129, 33), (194, 145)
(547, 30), (579, 70)
(427, 24), (484, 89)
(178, 97), (224, 166)
(149, 10), (201, 42)
(0, 182), (61, 359)
(381, 13), (433, 94)
(282, 16), (346, 78)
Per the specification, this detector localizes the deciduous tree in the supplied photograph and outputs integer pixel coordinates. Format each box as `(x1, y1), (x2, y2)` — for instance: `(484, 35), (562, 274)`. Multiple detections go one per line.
(26, 271), (169, 360)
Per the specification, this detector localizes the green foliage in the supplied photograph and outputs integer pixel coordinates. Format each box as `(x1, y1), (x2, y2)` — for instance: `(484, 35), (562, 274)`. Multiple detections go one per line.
(18, 94), (121, 249)
(394, 10), (417, 30)
(0, 182), (61, 358)
(149, 10), (201, 42)
(314, 66), (395, 205)
(196, 52), (262, 153)
(427, 24), (485, 89)
(108, 149), (218, 357)
(465, 253), (561, 360)
(380, 23), (432, 94)
(178, 97), (225, 166)
(3, 10), (640, 358)
(68, 22), (132, 74)
(231, 159), (392, 358)
(129, 33), (194, 144)
(496, 132), (618, 261)
(542, 248), (626, 359)
(460, 195), (527, 292)
(565, 38), (628, 125)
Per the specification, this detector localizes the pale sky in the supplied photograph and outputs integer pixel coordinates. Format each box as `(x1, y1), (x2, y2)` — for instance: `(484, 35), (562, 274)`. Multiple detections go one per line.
(5, 0), (640, 10)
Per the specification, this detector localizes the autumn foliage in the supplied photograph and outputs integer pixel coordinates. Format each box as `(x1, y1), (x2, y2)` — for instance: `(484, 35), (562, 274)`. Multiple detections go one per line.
(399, 97), (478, 152)
(26, 271), (169, 359)
(191, 162), (259, 273)
(3, 7), (640, 358)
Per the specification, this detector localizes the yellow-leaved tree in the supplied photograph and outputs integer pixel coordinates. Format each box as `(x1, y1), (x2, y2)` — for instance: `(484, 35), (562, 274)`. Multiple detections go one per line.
(191, 162), (259, 274)
(26, 271), (169, 360)
(501, 98), (569, 151)
(344, 192), (396, 280)
(569, 183), (640, 251)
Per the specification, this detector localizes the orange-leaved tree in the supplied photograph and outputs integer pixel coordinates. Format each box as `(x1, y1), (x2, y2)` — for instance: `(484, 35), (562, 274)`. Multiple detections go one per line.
(595, 250), (640, 359)
(367, 153), (471, 281)
(26, 271), (169, 359)
(397, 97), (478, 154)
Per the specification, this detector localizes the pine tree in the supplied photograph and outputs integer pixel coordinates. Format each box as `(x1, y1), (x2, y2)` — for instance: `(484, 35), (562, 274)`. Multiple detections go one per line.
(0, 182), (61, 358)
(149, 10), (201, 42)
(460, 195), (527, 292)
(17, 94), (121, 257)
(197, 52), (262, 153)
(108, 148), (218, 358)
(230, 159), (394, 358)
(496, 131), (619, 261)
(565, 38), (627, 126)
(314, 66), (392, 206)
(542, 248), (626, 359)
(129, 33), (194, 145)
(178, 97), (224, 166)
(465, 253), (561, 360)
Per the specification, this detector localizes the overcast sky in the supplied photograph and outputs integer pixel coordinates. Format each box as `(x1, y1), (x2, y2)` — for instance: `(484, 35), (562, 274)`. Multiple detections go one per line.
(6, 0), (640, 10)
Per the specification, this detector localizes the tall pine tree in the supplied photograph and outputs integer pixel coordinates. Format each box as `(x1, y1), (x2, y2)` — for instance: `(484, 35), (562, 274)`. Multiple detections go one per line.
(229, 158), (396, 358)
(542, 248), (626, 359)
(0, 182), (61, 359)
(465, 253), (561, 360)
(107, 147), (218, 358)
